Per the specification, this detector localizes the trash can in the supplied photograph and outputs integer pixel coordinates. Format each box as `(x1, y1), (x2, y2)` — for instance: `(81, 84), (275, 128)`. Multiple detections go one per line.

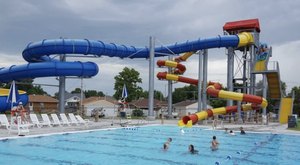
(120, 112), (126, 118)
(288, 115), (297, 128)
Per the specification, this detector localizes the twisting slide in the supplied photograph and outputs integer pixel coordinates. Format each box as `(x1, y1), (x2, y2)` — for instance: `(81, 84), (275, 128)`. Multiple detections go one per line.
(157, 72), (267, 127)
(0, 31), (256, 111)
(156, 33), (268, 127)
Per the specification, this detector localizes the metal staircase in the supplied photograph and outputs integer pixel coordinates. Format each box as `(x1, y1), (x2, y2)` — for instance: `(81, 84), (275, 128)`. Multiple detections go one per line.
(252, 48), (282, 99)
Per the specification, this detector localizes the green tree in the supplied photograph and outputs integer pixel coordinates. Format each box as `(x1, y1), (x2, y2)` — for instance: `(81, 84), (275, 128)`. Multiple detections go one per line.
(289, 86), (300, 116)
(113, 67), (143, 102)
(281, 81), (287, 96)
(132, 109), (144, 117)
(2, 79), (48, 95)
(84, 90), (104, 98)
(172, 85), (198, 103)
(71, 88), (82, 94)
(209, 98), (227, 108)
(140, 90), (165, 101)
(70, 88), (105, 98)
(27, 85), (48, 95)
(255, 80), (287, 97)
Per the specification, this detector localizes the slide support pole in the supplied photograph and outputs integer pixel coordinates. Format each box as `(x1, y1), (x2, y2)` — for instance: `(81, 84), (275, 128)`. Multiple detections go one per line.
(58, 55), (66, 113)
(148, 36), (155, 120)
(167, 54), (173, 118)
(227, 47), (234, 106)
(237, 89), (243, 123)
(202, 49), (208, 109)
(197, 51), (203, 112)
(262, 74), (268, 124)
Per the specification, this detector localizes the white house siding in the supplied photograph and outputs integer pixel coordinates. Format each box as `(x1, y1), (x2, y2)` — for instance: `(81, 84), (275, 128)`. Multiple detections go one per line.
(175, 102), (212, 117)
(84, 100), (117, 117)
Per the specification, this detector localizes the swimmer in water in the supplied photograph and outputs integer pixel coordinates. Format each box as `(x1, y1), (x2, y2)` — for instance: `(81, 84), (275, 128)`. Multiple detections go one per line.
(188, 144), (199, 154)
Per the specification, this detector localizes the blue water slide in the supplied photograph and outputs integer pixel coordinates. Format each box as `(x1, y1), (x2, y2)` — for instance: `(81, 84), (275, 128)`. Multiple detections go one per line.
(0, 35), (239, 111)
(0, 62), (98, 83)
(22, 36), (239, 62)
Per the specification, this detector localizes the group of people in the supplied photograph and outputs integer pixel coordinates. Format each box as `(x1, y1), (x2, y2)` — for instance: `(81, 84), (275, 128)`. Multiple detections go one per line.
(163, 127), (247, 153)
(11, 102), (28, 124)
(162, 136), (220, 153)
(224, 127), (246, 135)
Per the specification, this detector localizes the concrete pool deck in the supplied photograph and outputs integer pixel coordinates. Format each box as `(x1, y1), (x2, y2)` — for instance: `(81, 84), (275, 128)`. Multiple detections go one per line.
(0, 118), (299, 138)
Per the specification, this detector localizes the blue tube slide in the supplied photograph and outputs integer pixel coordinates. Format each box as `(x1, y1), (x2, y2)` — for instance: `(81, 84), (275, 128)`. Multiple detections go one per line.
(0, 93), (28, 111)
(0, 35), (239, 112)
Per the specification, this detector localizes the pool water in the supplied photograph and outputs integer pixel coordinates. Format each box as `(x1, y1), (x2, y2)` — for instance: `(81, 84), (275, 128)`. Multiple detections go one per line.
(0, 125), (300, 165)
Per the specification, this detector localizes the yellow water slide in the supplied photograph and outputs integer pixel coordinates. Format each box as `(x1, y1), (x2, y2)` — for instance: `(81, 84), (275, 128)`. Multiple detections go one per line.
(279, 97), (294, 124)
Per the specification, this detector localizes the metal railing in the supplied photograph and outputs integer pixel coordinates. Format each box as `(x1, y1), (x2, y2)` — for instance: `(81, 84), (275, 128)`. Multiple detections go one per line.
(267, 61), (279, 71)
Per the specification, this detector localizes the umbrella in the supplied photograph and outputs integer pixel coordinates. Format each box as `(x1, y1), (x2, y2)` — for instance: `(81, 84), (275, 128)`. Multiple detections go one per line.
(6, 80), (20, 109)
(121, 84), (128, 99)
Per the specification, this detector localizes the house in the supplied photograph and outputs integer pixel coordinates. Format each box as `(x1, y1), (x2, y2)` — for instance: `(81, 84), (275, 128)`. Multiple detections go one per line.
(26, 95), (58, 114)
(130, 98), (167, 117)
(173, 100), (212, 118)
(82, 96), (118, 117)
(65, 92), (85, 113)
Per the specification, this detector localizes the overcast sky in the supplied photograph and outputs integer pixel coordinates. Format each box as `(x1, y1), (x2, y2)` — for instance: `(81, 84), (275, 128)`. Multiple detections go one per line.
(0, 0), (299, 96)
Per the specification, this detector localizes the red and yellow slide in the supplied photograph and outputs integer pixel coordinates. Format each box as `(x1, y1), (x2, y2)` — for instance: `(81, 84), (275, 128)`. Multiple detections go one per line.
(157, 72), (267, 127)
(156, 51), (267, 127)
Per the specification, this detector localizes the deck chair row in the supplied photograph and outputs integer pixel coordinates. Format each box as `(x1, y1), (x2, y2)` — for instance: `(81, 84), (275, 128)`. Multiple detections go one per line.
(1, 113), (89, 129)
(29, 113), (89, 128)
(1, 113), (89, 135)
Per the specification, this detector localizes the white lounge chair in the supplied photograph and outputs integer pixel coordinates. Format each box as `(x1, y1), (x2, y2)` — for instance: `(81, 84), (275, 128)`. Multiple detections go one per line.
(9, 116), (30, 135)
(29, 114), (44, 128)
(41, 114), (53, 127)
(51, 114), (61, 126)
(68, 113), (79, 125)
(60, 114), (71, 126)
(75, 115), (89, 126)
(0, 114), (10, 130)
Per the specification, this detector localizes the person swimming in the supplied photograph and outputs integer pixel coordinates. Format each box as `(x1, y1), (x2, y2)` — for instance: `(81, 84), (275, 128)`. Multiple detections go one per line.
(163, 142), (169, 150)
(211, 136), (219, 151)
(224, 128), (228, 134)
(240, 127), (246, 134)
(162, 138), (172, 151)
(229, 130), (235, 136)
(188, 144), (198, 154)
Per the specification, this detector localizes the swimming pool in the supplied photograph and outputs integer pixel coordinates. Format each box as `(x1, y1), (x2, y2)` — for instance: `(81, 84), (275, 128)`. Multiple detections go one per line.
(0, 125), (300, 165)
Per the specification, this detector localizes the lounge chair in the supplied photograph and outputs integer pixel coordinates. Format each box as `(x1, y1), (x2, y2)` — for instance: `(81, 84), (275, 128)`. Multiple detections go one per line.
(9, 116), (30, 135)
(29, 114), (45, 128)
(50, 114), (62, 126)
(59, 114), (71, 126)
(119, 113), (132, 127)
(0, 114), (10, 130)
(41, 114), (53, 127)
(68, 113), (79, 125)
(75, 115), (89, 126)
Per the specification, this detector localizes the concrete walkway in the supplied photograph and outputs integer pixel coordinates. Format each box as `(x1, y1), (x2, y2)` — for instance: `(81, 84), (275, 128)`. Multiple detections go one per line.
(1, 118), (299, 139)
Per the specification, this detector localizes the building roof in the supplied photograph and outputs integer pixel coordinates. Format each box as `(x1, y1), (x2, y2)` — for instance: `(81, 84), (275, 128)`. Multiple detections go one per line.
(82, 96), (117, 105)
(84, 99), (116, 107)
(29, 95), (58, 103)
(130, 98), (167, 109)
(65, 92), (85, 100)
(173, 100), (197, 107)
(223, 18), (260, 32)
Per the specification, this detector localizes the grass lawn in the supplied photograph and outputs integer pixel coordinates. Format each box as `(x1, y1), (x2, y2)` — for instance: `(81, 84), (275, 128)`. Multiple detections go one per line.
(287, 120), (300, 131)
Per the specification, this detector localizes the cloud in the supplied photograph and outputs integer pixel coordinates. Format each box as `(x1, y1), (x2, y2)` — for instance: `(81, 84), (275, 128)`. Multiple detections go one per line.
(272, 40), (300, 91)
(0, 0), (300, 96)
